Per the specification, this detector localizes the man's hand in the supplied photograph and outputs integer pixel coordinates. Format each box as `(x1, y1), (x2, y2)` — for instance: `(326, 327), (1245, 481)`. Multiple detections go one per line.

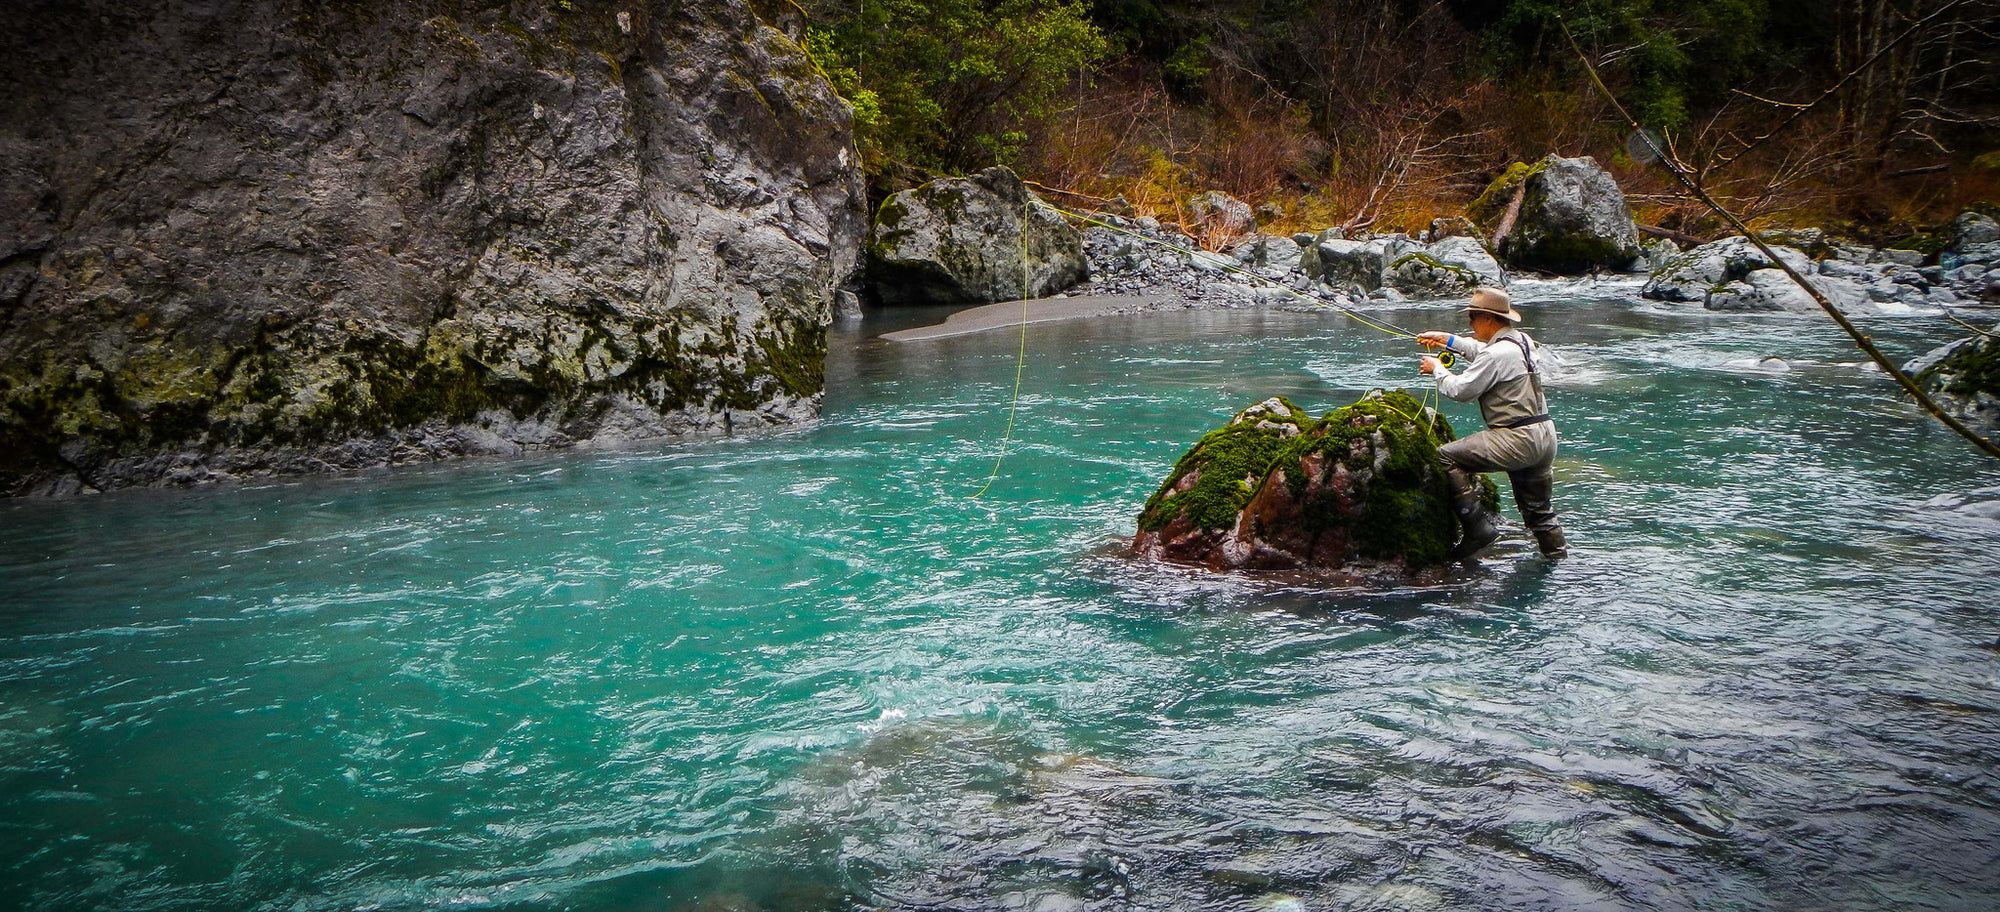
(1416, 331), (1450, 349)
(1419, 355), (1440, 375)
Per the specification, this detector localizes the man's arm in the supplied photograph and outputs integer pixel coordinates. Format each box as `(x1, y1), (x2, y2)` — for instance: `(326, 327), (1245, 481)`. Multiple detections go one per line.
(1433, 342), (1524, 402)
(1416, 330), (1487, 359)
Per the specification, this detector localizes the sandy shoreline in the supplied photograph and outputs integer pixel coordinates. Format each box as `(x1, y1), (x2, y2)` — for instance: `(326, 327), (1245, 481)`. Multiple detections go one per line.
(878, 294), (1172, 342)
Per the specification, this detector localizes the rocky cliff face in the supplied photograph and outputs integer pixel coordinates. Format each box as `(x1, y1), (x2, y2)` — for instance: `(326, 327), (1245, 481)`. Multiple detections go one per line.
(0, 0), (865, 495)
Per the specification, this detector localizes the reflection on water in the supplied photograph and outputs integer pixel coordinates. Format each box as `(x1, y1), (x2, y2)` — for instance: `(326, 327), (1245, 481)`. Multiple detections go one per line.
(2, 293), (1998, 911)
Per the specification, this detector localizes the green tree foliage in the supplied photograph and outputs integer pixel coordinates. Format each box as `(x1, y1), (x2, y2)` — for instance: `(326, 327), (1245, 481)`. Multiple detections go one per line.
(1081, 0), (1776, 132)
(1463, 0), (1770, 132)
(802, 0), (1109, 176)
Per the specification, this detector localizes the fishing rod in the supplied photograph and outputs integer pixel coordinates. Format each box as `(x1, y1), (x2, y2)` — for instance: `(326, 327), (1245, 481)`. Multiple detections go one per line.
(1558, 15), (2000, 463)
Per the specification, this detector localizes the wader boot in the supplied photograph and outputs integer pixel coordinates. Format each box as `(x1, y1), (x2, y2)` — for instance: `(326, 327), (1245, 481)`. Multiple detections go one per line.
(1508, 466), (1566, 559)
(1447, 466), (1499, 560)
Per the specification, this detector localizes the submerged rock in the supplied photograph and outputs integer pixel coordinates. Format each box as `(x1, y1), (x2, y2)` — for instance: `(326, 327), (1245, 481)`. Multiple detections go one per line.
(0, 0), (866, 496)
(1468, 155), (1643, 274)
(1903, 323), (2000, 436)
(1132, 391), (1494, 577)
(868, 166), (1088, 306)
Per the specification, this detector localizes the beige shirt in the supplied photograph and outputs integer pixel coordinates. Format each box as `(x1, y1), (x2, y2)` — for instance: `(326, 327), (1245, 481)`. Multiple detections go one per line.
(1433, 327), (1549, 429)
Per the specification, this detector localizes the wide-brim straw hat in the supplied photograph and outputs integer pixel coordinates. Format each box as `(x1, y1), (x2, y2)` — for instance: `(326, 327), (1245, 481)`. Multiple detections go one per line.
(1463, 286), (1522, 323)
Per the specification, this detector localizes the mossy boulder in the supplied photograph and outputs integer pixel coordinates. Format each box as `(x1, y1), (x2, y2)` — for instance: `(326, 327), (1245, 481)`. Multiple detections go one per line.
(1903, 323), (2000, 436)
(867, 166), (1088, 306)
(1468, 155), (1642, 274)
(1133, 390), (1496, 578)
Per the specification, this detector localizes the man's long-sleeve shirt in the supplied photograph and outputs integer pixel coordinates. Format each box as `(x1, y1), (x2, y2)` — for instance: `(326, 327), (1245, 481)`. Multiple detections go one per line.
(1432, 328), (1548, 429)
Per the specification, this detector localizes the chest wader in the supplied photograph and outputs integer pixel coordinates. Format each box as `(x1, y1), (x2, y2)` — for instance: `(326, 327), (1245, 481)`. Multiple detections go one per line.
(1443, 334), (1568, 560)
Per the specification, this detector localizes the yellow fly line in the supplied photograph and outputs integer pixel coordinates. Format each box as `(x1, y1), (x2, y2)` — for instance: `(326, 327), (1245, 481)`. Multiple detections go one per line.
(966, 201), (1458, 498)
(968, 297), (1031, 501)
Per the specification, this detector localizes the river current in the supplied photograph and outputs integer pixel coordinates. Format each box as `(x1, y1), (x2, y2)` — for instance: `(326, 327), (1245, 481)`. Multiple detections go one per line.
(4, 282), (1998, 911)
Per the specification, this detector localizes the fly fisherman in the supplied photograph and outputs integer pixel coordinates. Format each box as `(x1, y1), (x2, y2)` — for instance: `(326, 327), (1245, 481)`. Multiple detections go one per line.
(1417, 287), (1568, 560)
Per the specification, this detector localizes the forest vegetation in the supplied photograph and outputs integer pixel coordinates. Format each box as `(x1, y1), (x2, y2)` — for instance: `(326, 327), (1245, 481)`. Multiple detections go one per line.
(785, 0), (2000, 246)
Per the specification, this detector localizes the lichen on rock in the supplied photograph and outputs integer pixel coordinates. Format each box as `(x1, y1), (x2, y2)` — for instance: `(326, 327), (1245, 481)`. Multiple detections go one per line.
(1133, 389), (1491, 578)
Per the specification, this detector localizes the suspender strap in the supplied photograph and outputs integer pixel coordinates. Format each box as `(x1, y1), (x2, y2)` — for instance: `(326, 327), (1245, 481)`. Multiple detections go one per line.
(1502, 335), (1537, 374)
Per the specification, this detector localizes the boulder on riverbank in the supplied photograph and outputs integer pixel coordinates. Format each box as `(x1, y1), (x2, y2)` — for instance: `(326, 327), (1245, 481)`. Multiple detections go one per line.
(1642, 236), (1939, 312)
(1299, 233), (1504, 298)
(1385, 236), (1505, 298)
(1468, 155), (1643, 274)
(1188, 190), (1256, 239)
(868, 166), (1088, 306)
(1942, 210), (2000, 301)
(1903, 323), (2000, 436)
(1132, 391), (1496, 578)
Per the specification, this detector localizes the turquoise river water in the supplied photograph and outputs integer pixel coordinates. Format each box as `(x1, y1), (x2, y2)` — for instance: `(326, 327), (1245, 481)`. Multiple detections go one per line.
(3, 285), (1999, 911)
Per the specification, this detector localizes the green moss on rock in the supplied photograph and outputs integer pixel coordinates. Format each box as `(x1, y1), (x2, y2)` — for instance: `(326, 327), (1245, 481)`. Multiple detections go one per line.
(1135, 389), (1494, 572)
(1292, 390), (1458, 565)
(1467, 160), (1547, 228)
(1139, 396), (1315, 533)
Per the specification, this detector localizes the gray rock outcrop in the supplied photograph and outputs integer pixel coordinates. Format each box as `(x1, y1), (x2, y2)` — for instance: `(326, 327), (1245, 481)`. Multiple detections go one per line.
(1301, 235), (1388, 292)
(0, 0), (866, 496)
(1902, 324), (2000, 436)
(1302, 232), (1503, 298)
(1642, 238), (1682, 273)
(867, 166), (1088, 306)
(1706, 268), (1871, 313)
(1643, 236), (1939, 312)
(1231, 234), (1303, 278)
(1943, 210), (2000, 301)
(1468, 155), (1643, 273)
(1385, 236), (1504, 298)
(1643, 237), (1817, 304)
(1188, 190), (1256, 237)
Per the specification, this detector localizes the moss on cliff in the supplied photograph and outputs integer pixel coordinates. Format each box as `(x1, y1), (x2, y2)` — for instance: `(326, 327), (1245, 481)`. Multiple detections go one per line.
(1, 304), (829, 490)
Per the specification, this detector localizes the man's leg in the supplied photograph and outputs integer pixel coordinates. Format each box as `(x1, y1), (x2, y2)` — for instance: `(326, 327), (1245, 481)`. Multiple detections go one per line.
(1437, 436), (1503, 559)
(1507, 462), (1567, 558)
